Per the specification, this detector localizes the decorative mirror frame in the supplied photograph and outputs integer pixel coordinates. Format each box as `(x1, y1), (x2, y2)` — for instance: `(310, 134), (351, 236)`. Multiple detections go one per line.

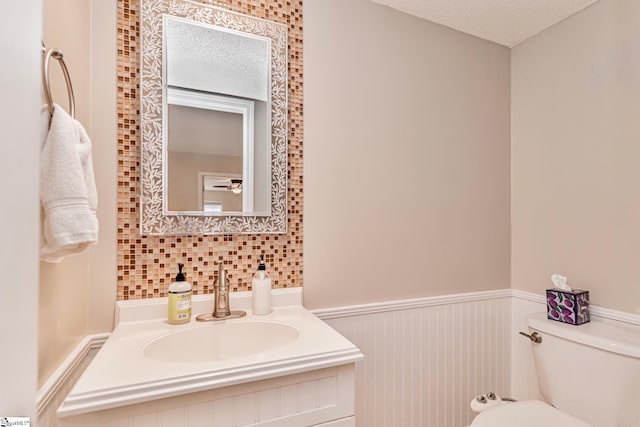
(140, 0), (287, 235)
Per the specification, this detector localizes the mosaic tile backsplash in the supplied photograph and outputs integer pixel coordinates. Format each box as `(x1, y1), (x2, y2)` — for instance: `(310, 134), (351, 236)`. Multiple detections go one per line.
(117, 0), (303, 299)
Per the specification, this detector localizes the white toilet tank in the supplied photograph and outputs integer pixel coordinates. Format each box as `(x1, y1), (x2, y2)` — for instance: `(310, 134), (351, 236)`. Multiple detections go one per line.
(527, 313), (640, 427)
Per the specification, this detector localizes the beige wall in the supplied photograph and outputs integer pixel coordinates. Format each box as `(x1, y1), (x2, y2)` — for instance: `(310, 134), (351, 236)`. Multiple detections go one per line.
(511, 0), (640, 314)
(0, 0), (41, 417)
(39, 0), (117, 385)
(303, 0), (511, 308)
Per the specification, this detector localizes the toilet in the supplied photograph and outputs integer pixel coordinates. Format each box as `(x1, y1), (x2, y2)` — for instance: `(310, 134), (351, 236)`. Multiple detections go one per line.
(470, 312), (640, 427)
(471, 400), (590, 426)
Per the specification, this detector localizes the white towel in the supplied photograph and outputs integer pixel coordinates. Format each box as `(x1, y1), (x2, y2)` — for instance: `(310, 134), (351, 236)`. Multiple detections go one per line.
(40, 104), (99, 262)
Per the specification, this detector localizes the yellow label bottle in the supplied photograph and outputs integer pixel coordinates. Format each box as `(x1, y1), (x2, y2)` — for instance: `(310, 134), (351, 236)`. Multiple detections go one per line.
(168, 263), (192, 324)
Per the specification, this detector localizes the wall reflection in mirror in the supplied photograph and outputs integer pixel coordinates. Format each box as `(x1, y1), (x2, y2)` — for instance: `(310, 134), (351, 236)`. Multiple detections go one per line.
(140, 0), (288, 235)
(167, 103), (244, 212)
(164, 16), (270, 215)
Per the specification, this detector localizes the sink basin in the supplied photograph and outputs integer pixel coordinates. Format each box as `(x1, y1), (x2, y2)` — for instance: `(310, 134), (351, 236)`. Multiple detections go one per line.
(60, 302), (365, 418)
(143, 321), (299, 363)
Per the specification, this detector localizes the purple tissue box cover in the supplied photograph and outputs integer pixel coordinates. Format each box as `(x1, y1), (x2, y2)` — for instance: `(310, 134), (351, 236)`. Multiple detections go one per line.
(546, 289), (590, 325)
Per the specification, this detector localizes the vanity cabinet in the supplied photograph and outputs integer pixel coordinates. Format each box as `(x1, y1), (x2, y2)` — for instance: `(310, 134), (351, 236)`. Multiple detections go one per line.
(59, 364), (356, 427)
(57, 293), (363, 427)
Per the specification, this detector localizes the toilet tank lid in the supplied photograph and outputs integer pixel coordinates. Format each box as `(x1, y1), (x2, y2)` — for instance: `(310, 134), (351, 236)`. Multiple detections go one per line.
(471, 401), (592, 427)
(527, 312), (640, 358)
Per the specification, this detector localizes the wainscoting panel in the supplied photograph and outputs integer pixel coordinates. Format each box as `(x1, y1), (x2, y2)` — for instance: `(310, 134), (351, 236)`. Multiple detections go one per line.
(37, 334), (108, 427)
(58, 365), (355, 427)
(320, 293), (512, 427)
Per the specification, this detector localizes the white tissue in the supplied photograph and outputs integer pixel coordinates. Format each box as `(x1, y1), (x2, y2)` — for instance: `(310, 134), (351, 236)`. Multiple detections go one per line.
(551, 273), (572, 291)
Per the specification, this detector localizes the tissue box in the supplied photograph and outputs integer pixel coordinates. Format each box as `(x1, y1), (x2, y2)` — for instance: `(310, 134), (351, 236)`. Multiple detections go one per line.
(546, 289), (590, 325)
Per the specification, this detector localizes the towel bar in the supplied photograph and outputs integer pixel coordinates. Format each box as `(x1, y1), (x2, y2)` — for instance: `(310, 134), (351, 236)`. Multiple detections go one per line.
(41, 42), (75, 119)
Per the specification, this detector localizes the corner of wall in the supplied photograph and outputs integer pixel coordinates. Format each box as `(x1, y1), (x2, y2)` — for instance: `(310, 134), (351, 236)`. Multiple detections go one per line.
(39, 0), (119, 388)
(87, 0), (118, 334)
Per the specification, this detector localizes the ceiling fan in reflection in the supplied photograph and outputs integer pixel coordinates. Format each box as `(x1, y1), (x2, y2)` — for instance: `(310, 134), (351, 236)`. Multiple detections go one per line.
(210, 179), (243, 194)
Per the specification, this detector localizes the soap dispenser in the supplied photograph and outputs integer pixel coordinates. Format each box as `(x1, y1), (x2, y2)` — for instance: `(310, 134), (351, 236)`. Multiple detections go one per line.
(252, 255), (272, 315)
(168, 263), (192, 324)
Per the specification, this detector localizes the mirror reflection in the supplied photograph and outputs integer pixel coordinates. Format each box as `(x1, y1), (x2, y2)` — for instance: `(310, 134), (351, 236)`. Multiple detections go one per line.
(164, 15), (271, 216)
(167, 103), (244, 212)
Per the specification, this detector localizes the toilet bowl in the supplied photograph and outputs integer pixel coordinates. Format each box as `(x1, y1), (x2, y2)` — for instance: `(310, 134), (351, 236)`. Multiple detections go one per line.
(470, 400), (591, 427)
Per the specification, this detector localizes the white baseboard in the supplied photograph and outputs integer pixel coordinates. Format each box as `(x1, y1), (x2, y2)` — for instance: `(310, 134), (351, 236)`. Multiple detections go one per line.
(312, 289), (512, 319)
(37, 333), (109, 422)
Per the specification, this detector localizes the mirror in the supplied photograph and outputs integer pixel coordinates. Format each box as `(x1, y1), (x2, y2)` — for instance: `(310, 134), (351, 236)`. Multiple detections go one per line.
(140, 0), (287, 235)
(166, 88), (260, 214)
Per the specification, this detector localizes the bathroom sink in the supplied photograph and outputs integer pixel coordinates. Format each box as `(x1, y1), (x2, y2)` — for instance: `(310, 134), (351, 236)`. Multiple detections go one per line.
(60, 302), (364, 418)
(144, 321), (299, 363)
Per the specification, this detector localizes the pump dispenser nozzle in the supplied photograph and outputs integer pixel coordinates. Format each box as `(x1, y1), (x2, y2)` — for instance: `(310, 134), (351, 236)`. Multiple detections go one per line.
(175, 263), (186, 281)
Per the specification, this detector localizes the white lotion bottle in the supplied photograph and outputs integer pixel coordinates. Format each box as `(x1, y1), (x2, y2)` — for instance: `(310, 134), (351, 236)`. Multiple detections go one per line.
(252, 255), (272, 315)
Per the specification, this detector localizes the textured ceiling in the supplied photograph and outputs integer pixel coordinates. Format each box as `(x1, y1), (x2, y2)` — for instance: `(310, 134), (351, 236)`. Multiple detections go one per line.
(368, 0), (600, 47)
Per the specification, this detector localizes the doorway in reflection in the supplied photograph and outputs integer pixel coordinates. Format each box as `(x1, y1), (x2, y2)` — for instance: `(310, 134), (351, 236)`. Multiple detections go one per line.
(167, 102), (247, 212)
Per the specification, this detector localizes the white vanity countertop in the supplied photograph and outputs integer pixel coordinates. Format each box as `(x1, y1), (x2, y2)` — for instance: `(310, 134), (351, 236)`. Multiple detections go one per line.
(58, 289), (363, 417)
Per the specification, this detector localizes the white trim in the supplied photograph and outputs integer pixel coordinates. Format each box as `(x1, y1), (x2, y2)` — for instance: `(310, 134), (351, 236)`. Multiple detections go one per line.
(313, 288), (640, 325)
(512, 289), (640, 326)
(36, 333), (110, 416)
(590, 306), (640, 326)
(311, 289), (512, 320)
(511, 289), (545, 304)
(58, 347), (363, 417)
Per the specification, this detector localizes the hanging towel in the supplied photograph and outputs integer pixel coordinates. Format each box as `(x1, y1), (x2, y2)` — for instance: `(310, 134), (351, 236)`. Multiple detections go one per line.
(40, 104), (98, 262)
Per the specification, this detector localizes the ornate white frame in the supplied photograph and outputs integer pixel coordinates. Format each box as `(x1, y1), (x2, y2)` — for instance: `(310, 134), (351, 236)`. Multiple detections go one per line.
(140, 0), (287, 235)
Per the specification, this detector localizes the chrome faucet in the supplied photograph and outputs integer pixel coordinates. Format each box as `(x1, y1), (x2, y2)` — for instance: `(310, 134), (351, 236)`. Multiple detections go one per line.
(196, 262), (246, 322)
